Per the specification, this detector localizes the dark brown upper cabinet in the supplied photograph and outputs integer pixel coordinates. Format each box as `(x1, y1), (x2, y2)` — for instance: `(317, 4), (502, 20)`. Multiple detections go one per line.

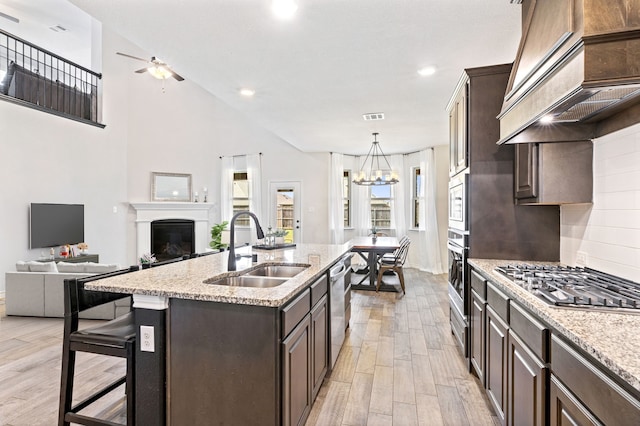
(514, 141), (593, 205)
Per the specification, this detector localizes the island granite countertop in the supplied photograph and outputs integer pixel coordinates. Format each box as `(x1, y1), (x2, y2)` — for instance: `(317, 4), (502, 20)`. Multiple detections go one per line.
(469, 258), (640, 393)
(85, 243), (351, 308)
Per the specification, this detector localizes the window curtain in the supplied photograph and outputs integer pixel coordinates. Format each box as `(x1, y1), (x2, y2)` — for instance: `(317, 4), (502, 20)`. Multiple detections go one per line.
(220, 156), (234, 222)
(329, 153), (345, 244)
(352, 156), (372, 236)
(389, 154), (406, 238)
(418, 149), (444, 273)
(246, 154), (263, 224)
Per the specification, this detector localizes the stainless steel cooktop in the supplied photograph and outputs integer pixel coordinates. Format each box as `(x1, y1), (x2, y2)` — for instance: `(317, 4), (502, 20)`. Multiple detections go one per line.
(495, 264), (640, 311)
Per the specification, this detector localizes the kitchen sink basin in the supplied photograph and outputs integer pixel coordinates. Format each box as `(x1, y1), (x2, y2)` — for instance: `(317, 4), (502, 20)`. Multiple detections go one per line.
(243, 265), (309, 278)
(205, 275), (288, 288)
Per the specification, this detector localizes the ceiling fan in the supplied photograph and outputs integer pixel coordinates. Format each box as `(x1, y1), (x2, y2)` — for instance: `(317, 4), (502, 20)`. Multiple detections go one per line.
(116, 52), (184, 81)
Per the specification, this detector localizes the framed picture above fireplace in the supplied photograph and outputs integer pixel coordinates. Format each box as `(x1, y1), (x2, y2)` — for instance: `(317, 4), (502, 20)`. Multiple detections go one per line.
(152, 172), (192, 202)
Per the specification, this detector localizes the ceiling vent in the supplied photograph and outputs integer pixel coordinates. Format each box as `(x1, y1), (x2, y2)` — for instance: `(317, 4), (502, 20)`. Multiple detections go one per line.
(363, 112), (384, 121)
(49, 25), (67, 32)
(0, 11), (19, 24)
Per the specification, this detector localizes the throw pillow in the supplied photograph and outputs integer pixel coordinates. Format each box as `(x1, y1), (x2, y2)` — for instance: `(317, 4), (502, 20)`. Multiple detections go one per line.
(16, 261), (29, 272)
(28, 261), (58, 273)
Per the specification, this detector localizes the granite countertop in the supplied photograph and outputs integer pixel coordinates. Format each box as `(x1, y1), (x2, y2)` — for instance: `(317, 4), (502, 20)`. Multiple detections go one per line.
(85, 243), (351, 308)
(469, 258), (640, 393)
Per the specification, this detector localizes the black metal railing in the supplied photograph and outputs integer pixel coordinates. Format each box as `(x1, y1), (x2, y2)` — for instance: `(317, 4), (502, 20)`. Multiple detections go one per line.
(0, 29), (102, 126)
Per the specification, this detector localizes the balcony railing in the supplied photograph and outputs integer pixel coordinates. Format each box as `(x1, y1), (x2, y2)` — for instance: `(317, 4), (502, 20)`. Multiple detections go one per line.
(0, 29), (103, 126)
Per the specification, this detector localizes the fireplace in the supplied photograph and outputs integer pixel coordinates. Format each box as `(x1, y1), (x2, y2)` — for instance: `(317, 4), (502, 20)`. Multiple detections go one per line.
(151, 219), (194, 261)
(130, 202), (214, 262)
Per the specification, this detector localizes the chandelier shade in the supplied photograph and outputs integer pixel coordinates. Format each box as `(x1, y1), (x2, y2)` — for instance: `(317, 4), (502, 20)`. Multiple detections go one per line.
(353, 133), (399, 186)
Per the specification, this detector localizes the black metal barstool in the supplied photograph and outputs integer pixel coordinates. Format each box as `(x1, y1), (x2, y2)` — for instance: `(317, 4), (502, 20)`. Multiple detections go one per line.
(58, 266), (138, 426)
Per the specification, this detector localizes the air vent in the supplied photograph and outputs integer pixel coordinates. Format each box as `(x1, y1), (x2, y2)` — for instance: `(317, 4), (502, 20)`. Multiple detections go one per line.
(363, 112), (385, 121)
(49, 25), (67, 32)
(0, 11), (19, 23)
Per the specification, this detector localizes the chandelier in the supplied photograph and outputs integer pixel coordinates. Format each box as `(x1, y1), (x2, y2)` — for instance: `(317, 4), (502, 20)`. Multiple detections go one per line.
(353, 133), (399, 186)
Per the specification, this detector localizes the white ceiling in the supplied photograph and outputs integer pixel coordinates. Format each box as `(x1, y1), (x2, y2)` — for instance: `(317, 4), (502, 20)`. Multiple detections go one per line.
(2, 0), (521, 155)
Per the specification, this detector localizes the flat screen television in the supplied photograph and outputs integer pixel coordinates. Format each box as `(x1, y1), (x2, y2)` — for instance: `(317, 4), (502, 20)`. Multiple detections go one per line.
(30, 203), (85, 249)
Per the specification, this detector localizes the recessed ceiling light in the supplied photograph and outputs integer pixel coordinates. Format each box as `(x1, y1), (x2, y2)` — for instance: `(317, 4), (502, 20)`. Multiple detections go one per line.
(240, 88), (255, 97)
(272, 0), (298, 19)
(417, 66), (436, 76)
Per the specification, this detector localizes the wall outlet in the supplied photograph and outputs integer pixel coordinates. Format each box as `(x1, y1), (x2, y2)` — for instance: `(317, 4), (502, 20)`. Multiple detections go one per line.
(140, 325), (155, 352)
(576, 251), (588, 267)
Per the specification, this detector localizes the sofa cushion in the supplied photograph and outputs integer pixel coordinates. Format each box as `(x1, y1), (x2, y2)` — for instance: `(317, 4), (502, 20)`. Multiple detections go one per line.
(57, 262), (87, 273)
(84, 263), (120, 273)
(28, 261), (58, 273)
(16, 261), (29, 272)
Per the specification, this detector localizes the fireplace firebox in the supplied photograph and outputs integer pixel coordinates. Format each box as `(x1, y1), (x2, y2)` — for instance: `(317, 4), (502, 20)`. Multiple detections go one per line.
(151, 219), (195, 261)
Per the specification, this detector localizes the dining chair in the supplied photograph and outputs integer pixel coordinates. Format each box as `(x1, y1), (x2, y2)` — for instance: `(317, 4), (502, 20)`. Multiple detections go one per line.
(376, 237), (411, 294)
(380, 235), (409, 263)
(58, 266), (138, 426)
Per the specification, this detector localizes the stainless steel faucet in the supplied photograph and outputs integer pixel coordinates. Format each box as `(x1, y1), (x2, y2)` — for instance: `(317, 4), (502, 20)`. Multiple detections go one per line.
(227, 211), (265, 271)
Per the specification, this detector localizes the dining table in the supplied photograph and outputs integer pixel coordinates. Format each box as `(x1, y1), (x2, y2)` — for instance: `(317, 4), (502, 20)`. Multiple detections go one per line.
(349, 236), (401, 292)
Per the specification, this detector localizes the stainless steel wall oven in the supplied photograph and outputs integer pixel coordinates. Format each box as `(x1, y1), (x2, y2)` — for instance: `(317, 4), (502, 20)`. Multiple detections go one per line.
(447, 229), (468, 358)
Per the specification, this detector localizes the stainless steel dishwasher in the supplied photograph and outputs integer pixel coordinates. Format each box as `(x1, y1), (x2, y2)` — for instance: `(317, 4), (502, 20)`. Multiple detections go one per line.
(329, 255), (350, 368)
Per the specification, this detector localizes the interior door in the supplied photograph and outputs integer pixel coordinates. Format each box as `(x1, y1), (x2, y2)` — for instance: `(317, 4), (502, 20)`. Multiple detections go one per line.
(269, 181), (302, 244)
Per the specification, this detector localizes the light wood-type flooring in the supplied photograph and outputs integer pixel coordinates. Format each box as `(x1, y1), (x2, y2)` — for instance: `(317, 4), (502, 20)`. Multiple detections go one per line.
(0, 269), (497, 425)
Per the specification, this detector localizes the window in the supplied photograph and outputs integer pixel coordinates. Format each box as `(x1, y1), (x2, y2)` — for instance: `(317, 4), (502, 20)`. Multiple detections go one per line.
(413, 167), (422, 228)
(371, 185), (392, 229)
(343, 170), (351, 227)
(232, 172), (250, 226)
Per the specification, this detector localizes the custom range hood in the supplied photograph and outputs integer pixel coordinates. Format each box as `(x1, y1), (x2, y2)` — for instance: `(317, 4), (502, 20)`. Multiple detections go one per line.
(498, 0), (640, 144)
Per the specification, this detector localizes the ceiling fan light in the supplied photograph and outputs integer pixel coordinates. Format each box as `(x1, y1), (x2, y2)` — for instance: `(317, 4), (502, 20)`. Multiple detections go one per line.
(147, 66), (173, 80)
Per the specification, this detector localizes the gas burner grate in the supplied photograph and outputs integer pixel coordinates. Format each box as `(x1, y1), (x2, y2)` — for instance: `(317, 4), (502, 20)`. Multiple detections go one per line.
(495, 264), (640, 311)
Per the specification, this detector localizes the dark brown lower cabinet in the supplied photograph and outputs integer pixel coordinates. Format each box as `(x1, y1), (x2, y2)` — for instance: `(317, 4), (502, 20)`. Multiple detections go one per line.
(470, 289), (486, 385)
(169, 273), (330, 426)
(549, 374), (601, 426)
(486, 305), (508, 425)
(551, 334), (640, 426)
(311, 295), (328, 400)
(283, 314), (312, 426)
(508, 330), (547, 426)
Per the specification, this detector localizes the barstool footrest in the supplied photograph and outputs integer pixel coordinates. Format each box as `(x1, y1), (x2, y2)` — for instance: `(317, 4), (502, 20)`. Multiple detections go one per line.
(70, 375), (127, 414)
(65, 411), (125, 426)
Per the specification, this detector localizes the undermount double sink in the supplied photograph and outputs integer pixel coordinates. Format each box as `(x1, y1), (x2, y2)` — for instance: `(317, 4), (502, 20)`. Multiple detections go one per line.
(204, 264), (310, 288)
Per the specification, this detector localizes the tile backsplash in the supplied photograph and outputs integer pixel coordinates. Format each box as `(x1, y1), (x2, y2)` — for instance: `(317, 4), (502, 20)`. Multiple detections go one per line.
(560, 123), (640, 281)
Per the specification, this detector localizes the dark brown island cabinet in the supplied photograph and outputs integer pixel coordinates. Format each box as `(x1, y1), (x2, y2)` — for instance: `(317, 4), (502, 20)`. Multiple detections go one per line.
(168, 273), (329, 426)
(469, 265), (640, 426)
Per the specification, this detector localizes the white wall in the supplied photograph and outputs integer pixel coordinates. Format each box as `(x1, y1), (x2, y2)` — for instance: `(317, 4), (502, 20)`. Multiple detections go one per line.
(560, 123), (640, 281)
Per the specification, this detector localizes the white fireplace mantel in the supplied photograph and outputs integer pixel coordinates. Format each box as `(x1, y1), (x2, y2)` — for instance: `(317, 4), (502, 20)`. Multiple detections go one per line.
(130, 202), (214, 256)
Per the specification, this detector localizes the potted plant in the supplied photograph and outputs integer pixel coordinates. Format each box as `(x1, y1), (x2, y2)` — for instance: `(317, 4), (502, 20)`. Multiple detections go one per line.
(273, 229), (288, 244)
(140, 253), (157, 269)
(210, 221), (229, 251)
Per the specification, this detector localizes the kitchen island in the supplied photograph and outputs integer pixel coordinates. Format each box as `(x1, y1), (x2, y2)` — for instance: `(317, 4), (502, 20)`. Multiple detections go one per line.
(86, 243), (351, 426)
(468, 258), (640, 425)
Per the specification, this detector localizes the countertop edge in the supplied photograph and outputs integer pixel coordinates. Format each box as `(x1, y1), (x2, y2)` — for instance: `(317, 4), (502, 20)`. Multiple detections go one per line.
(84, 244), (352, 309)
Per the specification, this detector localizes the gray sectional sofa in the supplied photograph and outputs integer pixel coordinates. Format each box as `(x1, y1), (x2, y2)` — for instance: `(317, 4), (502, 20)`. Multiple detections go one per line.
(5, 260), (130, 319)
